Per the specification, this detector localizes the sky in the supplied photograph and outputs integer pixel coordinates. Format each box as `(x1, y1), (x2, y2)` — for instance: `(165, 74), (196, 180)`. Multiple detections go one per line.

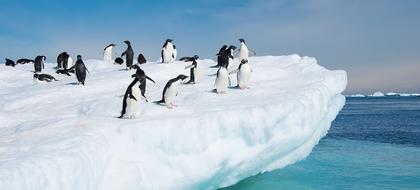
(1, 0), (419, 94)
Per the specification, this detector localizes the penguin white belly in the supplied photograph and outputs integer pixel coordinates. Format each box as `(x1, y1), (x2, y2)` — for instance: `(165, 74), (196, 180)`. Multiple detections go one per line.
(164, 82), (179, 106)
(124, 82), (142, 118)
(239, 45), (249, 61)
(215, 68), (229, 93)
(238, 64), (251, 88)
(162, 47), (174, 63)
(193, 67), (200, 83)
(104, 48), (113, 63)
(68, 57), (74, 68)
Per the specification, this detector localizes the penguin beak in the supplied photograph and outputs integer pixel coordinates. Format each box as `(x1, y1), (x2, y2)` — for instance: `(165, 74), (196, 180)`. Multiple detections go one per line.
(146, 75), (156, 84)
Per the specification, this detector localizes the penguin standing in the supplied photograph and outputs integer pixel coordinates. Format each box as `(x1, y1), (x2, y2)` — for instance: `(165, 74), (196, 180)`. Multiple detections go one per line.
(71, 55), (89, 85)
(137, 53), (146, 64)
(230, 59), (251, 89)
(34, 56), (46, 73)
(214, 62), (229, 94)
(161, 39), (176, 63)
(57, 52), (70, 69)
(154, 74), (188, 109)
(121, 41), (134, 69)
(119, 72), (146, 119)
(211, 45), (227, 68)
(103, 44), (115, 63)
(5, 58), (16, 67)
(180, 55), (200, 84)
(33, 73), (58, 82)
(131, 65), (155, 101)
(238, 38), (256, 61)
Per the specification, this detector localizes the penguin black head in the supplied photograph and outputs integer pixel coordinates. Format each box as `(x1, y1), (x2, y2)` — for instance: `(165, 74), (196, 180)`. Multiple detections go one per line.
(177, 74), (188, 81)
(109, 43), (116, 47)
(193, 55), (199, 60)
(239, 38), (245, 43)
(240, 59), (248, 64)
(124, 41), (131, 45)
(77, 55), (82, 60)
(166, 39), (173, 43)
(33, 73), (39, 79)
(228, 45), (237, 50)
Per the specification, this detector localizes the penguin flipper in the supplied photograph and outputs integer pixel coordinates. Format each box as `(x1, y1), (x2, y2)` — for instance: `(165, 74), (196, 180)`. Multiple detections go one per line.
(161, 49), (164, 63)
(121, 51), (127, 57)
(129, 93), (137, 101)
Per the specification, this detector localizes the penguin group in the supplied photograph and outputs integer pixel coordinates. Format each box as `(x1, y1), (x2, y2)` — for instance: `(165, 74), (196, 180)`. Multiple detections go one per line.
(3, 38), (256, 119)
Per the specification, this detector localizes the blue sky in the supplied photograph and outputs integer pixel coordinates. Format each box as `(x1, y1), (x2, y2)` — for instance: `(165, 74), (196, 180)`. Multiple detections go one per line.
(1, 0), (420, 94)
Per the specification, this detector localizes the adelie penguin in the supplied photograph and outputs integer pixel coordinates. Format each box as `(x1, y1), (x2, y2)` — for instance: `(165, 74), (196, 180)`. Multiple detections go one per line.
(119, 69), (153, 119)
(5, 58), (16, 67)
(114, 57), (124, 65)
(154, 74), (188, 109)
(131, 65), (155, 101)
(57, 52), (70, 70)
(69, 55), (89, 85)
(16, 58), (34, 65)
(137, 53), (146, 64)
(210, 45), (227, 68)
(214, 61), (230, 94)
(33, 73), (58, 82)
(34, 56), (46, 73)
(103, 43), (115, 63)
(180, 55), (200, 84)
(161, 39), (177, 63)
(121, 41), (134, 69)
(238, 38), (256, 61)
(230, 59), (252, 89)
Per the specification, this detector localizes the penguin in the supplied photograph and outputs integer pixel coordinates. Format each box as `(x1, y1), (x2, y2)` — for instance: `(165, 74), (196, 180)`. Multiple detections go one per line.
(137, 53), (147, 64)
(103, 43), (115, 63)
(34, 56), (46, 73)
(114, 57), (124, 65)
(154, 74), (188, 109)
(33, 73), (58, 82)
(131, 65), (156, 101)
(57, 52), (70, 70)
(5, 58), (15, 67)
(238, 38), (256, 61)
(70, 55), (89, 85)
(230, 59), (251, 89)
(56, 69), (72, 76)
(210, 45), (228, 68)
(161, 39), (176, 63)
(16, 58), (34, 65)
(214, 61), (230, 94)
(118, 72), (146, 119)
(180, 55), (200, 84)
(121, 41), (134, 69)
(216, 46), (235, 70)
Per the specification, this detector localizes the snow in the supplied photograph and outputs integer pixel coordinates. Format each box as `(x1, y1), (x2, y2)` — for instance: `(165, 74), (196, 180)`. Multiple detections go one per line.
(370, 91), (385, 97)
(0, 55), (347, 190)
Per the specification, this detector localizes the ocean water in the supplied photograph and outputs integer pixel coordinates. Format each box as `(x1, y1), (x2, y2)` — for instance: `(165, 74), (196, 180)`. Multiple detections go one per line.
(222, 97), (420, 190)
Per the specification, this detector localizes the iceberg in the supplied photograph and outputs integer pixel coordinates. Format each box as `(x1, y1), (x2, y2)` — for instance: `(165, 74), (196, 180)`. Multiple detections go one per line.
(347, 94), (365, 97)
(0, 55), (347, 190)
(370, 91), (385, 97)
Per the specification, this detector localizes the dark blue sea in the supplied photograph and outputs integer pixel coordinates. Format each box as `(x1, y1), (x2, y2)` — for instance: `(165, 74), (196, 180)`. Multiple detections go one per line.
(223, 97), (420, 190)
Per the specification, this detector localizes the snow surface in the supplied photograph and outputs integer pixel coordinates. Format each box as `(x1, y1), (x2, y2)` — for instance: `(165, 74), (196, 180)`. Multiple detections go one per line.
(0, 55), (347, 190)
